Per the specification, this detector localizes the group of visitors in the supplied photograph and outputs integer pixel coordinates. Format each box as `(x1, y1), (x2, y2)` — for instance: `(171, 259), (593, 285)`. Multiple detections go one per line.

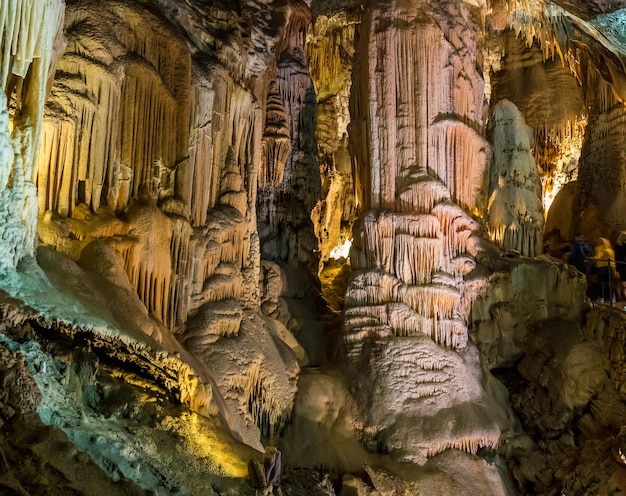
(570, 232), (626, 304)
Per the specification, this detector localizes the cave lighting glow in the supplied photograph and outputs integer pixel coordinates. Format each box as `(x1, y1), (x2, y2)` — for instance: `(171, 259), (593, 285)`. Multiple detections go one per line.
(329, 238), (352, 259)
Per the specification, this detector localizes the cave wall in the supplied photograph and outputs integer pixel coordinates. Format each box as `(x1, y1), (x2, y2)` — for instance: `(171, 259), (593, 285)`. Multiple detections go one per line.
(3, 0), (626, 494)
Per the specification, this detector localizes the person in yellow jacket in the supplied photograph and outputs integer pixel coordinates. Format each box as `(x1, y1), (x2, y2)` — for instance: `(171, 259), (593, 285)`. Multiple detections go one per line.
(594, 237), (616, 303)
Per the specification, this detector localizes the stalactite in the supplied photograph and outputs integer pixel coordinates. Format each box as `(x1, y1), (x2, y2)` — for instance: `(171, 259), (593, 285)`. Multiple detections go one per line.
(0, 0), (64, 272)
(257, 5), (321, 271)
(218, 147), (248, 217)
(168, 215), (193, 330)
(306, 13), (355, 101)
(187, 67), (221, 227)
(229, 359), (292, 440)
(260, 81), (291, 188)
(36, 2), (190, 218)
(429, 120), (489, 210)
(37, 55), (121, 217)
(120, 62), (179, 199)
(120, 193), (174, 326)
(425, 434), (501, 458)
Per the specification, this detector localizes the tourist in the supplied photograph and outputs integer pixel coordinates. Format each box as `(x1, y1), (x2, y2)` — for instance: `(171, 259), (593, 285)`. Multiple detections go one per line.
(615, 232), (626, 302)
(594, 237), (616, 303)
(570, 233), (593, 275)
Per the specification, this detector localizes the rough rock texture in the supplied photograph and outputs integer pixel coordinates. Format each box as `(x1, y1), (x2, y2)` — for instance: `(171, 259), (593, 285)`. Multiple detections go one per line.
(0, 341), (150, 496)
(493, 307), (626, 495)
(4, 0), (626, 494)
(471, 253), (588, 370)
(0, 294), (262, 494)
(577, 77), (626, 233)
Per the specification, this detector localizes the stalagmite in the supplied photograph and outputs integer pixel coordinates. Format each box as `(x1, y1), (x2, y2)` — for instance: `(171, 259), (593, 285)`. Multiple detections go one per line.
(339, 0), (511, 469)
(487, 99), (544, 257)
(488, 29), (586, 218)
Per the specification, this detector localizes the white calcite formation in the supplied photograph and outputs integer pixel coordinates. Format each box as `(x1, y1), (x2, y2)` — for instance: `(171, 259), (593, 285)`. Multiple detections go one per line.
(488, 31), (585, 216)
(487, 99), (545, 257)
(347, 201), (481, 349)
(3, 0), (308, 462)
(341, 0), (512, 473)
(0, 0), (65, 274)
(5, 0), (626, 494)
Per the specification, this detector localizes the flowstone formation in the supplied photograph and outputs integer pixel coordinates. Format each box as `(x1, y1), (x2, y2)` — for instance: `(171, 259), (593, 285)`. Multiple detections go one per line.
(340, 0), (514, 480)
(487, 99), (544, 257)
(1, 0), (307, 490)
(4, 0), (626, 494)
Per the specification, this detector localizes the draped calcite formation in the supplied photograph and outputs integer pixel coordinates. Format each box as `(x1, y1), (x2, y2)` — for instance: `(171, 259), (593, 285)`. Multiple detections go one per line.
(345, 0), (489, 349)
(487, 99), (544, 257)
(257, 1), (321, 270)
(347, 197), (481, 349)
(0, 0), (64, 273)
(37, 1), (190, 218)
(349, 0), (489, 213)
(307, 12), (357, 267)
(342, 0), (511, 468)
(23, 0), (307, 456)
(577, 77), (626, 232)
